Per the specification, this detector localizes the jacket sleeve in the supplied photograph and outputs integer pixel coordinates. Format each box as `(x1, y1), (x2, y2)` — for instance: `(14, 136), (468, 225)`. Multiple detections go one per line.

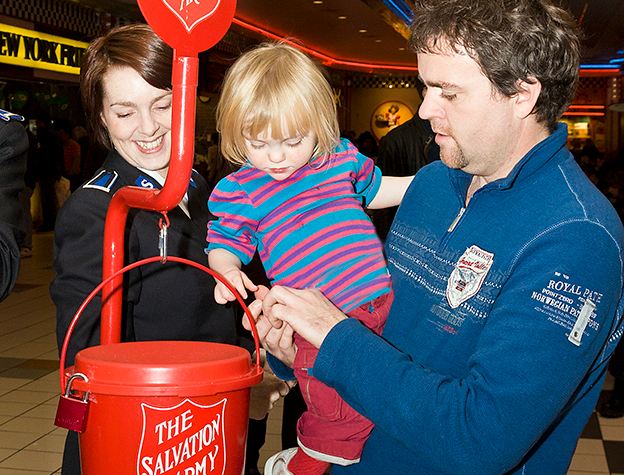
(0, 120), (28, 302)
(313, 220), (624, 474)
(51, 188), (112, 366)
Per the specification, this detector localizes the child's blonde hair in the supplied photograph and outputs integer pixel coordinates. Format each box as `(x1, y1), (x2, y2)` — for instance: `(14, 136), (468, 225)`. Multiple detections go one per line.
(216, 42), (340, 165)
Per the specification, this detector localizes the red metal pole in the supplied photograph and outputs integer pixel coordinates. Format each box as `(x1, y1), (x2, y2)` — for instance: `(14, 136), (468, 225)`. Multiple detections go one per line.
(100, 53), (199, 344)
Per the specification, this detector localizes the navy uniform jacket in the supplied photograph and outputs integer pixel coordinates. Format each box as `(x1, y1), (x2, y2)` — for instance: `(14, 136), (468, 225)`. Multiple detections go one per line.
(51, 149), (238, 366)
(0, 118), (28, 302)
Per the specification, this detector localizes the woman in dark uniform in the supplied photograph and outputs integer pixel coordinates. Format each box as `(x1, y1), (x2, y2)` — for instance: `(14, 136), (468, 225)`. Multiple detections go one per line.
(50, 24), (290, 475)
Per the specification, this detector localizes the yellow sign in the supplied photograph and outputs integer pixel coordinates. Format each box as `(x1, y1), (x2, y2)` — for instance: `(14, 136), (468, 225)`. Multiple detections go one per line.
(0, 23), (89, 75)
(333, 87), (342, 108)
(370, 101), (414, 141)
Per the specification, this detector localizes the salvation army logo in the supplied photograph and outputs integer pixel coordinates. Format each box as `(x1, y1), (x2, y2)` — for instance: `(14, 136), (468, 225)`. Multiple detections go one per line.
(161, 0), (221, 33)
(137, 398), (227, 475)
(446, 245), (494, 309)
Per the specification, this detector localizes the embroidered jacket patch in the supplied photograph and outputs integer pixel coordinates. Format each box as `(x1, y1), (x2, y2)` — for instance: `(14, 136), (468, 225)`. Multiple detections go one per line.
(447, 245), (494, 309)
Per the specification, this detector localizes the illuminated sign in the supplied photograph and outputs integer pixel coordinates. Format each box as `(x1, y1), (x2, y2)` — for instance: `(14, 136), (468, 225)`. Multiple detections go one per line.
(0, 23), (88, 75)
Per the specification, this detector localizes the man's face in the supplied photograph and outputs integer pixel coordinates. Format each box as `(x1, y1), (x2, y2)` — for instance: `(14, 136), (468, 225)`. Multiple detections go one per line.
(418, 42), (523, 182)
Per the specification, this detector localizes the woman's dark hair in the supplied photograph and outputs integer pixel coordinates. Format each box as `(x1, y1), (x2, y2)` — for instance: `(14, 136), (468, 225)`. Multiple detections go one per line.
(409, 0), (582, 133)
(80, 24), (173, 148)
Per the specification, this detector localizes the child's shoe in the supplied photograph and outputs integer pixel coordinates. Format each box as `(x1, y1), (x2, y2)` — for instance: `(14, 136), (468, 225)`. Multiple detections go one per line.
(264, 447), (298, 475)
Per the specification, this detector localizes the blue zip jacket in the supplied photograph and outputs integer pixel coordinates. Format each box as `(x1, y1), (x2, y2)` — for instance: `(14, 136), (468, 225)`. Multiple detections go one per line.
(313, 124), (624, 474)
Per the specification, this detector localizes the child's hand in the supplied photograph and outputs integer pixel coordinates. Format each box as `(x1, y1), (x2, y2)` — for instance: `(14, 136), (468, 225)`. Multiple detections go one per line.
(241, 285), (271, 331)
(214, 268), (259, 304)
(244, 286), (297, 368)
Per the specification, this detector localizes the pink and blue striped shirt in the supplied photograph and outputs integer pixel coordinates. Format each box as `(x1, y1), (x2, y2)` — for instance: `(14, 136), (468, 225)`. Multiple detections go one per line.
(206, 139), (391, 313)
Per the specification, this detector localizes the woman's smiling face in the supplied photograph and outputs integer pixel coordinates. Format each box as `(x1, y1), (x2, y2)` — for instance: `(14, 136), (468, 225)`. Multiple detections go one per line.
(100, 66), (173, 176)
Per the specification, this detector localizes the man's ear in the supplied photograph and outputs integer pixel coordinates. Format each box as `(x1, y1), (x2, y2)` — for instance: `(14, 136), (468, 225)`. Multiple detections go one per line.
(513, 77), (542, 120)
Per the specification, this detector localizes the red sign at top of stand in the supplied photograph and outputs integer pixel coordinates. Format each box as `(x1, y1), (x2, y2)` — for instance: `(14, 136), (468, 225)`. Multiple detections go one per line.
(164, 0), (220, 33)
(137, 0), (236, 55)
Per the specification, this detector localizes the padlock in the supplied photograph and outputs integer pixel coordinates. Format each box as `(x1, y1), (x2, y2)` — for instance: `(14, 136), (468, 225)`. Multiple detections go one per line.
(54, 373), (89, 432)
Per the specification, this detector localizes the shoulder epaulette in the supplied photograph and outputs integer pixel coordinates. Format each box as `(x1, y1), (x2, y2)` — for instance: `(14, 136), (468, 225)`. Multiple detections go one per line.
(0, 109), (24, 122)
(135, 175), (157, 189)
(83, 170), (119, 192)
(190, 169), (198, 188)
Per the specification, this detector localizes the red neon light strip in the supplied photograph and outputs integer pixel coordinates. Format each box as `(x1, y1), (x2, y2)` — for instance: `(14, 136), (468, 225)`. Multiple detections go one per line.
(562, 112), (605, 116)
(233, 18), (620, 77)
(579, 69), (621, 77)
(579, 68), (620, 72)
(233, 17), (419, 72)
(567, 105), (605, 109)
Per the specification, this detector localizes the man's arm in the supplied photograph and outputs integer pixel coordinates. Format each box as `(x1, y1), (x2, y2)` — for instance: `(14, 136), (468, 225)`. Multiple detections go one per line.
(262, 221), (624, 474)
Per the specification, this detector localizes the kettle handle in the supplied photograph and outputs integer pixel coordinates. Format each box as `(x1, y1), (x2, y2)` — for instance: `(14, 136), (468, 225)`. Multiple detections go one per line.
(59, 255), (261, 393)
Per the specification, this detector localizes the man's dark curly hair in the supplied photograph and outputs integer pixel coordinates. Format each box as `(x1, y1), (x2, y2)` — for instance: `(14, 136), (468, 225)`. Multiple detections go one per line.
(409, 0), (582, 133)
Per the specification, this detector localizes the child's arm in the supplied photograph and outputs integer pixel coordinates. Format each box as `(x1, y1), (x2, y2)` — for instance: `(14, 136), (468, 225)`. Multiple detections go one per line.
(208, 248), (259, 304)
(367, 175), (414, 209)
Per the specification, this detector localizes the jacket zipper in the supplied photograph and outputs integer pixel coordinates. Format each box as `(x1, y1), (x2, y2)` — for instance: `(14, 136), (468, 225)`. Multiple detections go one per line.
(448, 207), (465, 233)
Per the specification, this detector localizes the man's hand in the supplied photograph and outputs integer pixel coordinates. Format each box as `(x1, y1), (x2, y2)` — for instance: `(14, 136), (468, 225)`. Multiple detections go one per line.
(243, 286), (297, 367)
(262, 286), (347, 349)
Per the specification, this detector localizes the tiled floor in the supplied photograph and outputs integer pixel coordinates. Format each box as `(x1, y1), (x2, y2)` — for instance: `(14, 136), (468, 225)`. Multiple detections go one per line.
(0, 231), (623, 474)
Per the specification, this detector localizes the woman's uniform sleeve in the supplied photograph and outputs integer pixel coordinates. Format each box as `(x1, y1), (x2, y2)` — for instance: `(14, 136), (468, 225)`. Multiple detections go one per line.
(206, 175), (260, 265)
(0, 120), (28, 302)
(51, 189), (112, 367)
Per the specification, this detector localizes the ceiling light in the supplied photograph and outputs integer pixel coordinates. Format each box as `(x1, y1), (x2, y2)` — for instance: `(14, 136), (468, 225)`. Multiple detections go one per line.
(338, 16), (347, 20)
(359, 29), (367, 33)
(313, 1), (323, 4)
